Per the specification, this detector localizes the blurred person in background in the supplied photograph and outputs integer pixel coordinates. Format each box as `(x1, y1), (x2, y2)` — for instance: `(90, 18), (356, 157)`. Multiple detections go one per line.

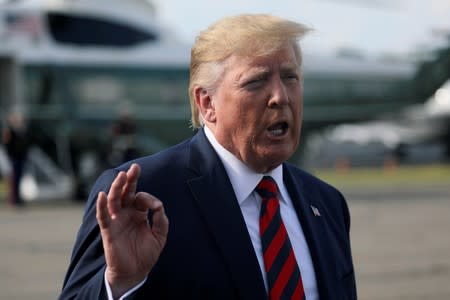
(59, 14), (357, 300)
(108, 106), (138, 167)
(2, 111), (30, 207)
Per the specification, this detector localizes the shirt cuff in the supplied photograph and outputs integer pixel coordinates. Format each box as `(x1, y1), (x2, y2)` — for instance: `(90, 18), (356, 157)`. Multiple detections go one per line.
(104, 271), (147, 300)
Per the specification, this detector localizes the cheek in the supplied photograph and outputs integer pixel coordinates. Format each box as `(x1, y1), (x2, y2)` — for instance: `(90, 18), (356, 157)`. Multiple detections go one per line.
(292, 94), (303, 118)
(215, 98), (239, 125)
(234, 97), (257, 124)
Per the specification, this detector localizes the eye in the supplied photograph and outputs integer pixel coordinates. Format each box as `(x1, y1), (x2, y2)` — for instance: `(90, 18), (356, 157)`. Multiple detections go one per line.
(246, 78), (262, 86)
(242, 76), (266, 90)
(282, 73), (299, 83)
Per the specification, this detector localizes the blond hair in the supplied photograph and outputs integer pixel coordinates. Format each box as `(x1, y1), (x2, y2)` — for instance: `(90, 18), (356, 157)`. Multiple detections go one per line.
(189, 14), (311, 128)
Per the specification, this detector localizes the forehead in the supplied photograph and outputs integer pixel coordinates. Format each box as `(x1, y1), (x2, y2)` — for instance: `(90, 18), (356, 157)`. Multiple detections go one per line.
(225, 45), (300, 75)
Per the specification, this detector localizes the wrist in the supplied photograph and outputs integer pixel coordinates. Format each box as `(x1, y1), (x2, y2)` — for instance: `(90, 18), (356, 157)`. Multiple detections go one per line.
(105, 267), (147, 299)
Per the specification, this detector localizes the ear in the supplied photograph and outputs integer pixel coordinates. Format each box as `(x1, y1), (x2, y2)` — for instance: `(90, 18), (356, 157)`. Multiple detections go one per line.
(194, 86), (216, 123)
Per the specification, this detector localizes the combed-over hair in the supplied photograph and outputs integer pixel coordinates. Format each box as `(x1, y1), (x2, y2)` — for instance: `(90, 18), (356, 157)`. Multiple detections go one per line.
(189, 14), (311, 128)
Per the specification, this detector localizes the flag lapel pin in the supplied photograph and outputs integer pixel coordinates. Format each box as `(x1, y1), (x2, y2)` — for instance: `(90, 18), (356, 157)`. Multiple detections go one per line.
(310, 205), (321, 217)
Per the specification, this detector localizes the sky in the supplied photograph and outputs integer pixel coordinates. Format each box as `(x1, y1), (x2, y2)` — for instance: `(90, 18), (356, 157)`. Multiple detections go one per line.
(154, 0), (450, 58)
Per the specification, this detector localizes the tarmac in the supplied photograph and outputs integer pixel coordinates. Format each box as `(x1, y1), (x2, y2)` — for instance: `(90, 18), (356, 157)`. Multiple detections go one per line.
(0, 187), (449, 300)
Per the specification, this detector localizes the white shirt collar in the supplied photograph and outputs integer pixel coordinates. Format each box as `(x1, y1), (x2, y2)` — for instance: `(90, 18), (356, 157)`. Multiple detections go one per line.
(204, 126), (285, 204)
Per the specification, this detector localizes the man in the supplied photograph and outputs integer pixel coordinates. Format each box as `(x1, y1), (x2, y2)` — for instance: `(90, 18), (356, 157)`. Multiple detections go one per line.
(59, 14), (357, 300)
(108, 106), (138, 167)
(2, 111), (30, 207)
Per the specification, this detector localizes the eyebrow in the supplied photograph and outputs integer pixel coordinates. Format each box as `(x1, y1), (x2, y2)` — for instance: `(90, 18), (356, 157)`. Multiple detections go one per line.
(235, 62), (300, 84)
(244, 66), (271, 77)
(234, 67), (270, 85)
(280, 62), (299, 73)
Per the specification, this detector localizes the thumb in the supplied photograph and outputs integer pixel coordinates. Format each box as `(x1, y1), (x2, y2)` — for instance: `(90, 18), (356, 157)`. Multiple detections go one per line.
(135, 192), (169, 238)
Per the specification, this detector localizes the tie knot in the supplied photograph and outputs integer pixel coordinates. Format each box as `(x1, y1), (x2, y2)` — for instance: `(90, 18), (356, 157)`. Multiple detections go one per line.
(255, 176), (278, 199)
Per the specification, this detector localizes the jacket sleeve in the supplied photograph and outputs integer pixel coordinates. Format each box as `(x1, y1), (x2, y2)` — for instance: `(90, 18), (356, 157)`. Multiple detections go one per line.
(58, 169), (118, 300)
(338, 190), (358, 300)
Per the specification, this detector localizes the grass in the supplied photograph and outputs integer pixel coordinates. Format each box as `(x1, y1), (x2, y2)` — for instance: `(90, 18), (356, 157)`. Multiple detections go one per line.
(311, 163), (450, 190)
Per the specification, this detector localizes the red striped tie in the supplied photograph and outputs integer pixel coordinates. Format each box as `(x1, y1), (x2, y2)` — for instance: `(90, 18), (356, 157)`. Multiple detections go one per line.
(256, 176), (305, 300)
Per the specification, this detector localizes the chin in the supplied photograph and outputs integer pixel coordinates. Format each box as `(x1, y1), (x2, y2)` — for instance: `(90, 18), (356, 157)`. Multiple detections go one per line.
(264, 149), (293, 167)
(274, 143), (296, 156)
(250, 144), (297, 171)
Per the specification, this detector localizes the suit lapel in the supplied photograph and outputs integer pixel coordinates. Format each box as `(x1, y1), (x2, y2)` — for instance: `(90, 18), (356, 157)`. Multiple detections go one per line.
(186, 130), (267, 300)
(283, 165), (337, 299)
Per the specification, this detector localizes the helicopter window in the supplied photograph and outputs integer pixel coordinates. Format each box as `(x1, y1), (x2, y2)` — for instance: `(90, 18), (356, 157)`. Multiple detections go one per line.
(46, 12), (157, 47)
(67, 69), (189, 105)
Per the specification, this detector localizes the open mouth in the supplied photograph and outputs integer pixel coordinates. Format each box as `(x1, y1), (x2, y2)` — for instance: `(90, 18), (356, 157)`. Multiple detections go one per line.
(267, 122), (288, 137)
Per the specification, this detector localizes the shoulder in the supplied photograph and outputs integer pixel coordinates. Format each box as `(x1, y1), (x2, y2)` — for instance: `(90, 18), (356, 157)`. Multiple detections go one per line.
(114, 137), (198, 196)
(284, 162), (342, 196)
(284, 162), (351, 231)
(117, 138), (192, 173)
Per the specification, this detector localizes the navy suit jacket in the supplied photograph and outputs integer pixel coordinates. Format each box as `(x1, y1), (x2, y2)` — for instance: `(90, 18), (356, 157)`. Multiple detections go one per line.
(59, 128), (357, 300)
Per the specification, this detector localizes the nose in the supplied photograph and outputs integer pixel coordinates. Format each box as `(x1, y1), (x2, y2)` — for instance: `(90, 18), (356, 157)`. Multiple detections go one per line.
(267, 76), (289, 108)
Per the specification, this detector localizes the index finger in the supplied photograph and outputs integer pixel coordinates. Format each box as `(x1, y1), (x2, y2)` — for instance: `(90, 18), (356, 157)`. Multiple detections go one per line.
(121, 163), (141, 206)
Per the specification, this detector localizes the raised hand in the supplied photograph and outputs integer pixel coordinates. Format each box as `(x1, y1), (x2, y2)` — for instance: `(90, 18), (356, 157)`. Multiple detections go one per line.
(96, 163), (169, 298)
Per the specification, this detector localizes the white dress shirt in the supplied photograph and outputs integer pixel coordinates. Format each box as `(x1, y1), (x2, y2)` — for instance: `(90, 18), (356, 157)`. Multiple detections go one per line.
(106, 127), (318, 299)
(204, 126), (318, 299)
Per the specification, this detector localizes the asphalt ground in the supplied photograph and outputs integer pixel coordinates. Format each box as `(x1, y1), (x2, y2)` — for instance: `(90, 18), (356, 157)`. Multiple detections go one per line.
(0, 187), (449, 300)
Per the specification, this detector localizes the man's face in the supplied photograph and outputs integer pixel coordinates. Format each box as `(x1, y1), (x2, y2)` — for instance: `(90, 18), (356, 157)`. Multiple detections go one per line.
(209, 45), (303, 173)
